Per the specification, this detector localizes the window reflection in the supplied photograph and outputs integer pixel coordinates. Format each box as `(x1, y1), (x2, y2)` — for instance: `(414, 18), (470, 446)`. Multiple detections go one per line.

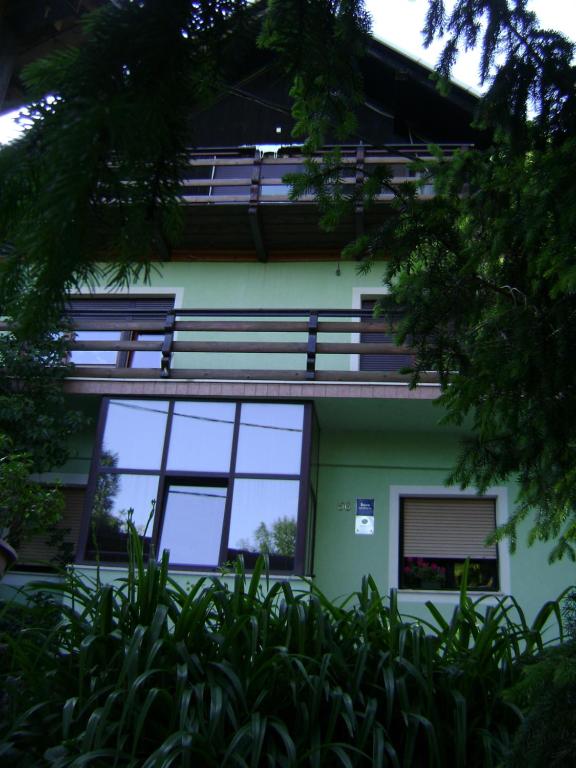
(102, 400), (169, 470)
(159, 484), (226, 566)
(70, 331), (121, 365)
(167, 401), (235, 472)
(86, 473), (158, 561)
(129, 333), (164, 368)
(86, 399), (308, 572)
(227, 478), (299, 570)
(235, 404), (304, 474)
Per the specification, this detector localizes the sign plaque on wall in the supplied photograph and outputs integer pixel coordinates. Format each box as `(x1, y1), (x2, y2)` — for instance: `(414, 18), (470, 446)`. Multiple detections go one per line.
(355, 498), (375, 535)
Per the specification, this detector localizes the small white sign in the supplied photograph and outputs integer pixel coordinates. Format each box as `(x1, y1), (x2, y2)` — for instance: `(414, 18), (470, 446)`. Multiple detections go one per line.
(355, 515), (374, 535)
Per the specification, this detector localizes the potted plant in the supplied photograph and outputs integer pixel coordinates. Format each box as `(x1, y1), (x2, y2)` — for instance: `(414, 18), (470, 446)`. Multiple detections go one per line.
(403, 557), (447, 589)
(0, 443), (64, 579)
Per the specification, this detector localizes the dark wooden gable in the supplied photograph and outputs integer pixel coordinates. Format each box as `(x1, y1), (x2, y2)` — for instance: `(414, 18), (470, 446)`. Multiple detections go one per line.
(188, 37), (480, 149)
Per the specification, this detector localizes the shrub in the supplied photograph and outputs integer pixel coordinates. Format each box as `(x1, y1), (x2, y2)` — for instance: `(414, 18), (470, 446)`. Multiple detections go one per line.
(504, 589), (576, 768)
(0, 528), (564, 767)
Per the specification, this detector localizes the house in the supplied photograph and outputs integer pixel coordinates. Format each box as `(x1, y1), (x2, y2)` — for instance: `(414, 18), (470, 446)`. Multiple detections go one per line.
(2, 32), (572, 621)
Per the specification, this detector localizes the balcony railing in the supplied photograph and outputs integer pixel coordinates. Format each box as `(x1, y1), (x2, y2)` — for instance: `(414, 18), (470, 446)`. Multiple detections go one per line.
(180, 144), (471, 205)
(64, 308), (437, 383)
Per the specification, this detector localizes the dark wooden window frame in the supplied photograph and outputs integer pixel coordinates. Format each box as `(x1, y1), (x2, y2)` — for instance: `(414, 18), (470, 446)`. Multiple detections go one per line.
(77, 398), (313, 575)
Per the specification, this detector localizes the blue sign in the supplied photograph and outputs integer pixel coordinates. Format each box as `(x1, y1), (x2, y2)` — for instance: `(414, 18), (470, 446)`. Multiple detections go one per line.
(356, 498), (374, 516)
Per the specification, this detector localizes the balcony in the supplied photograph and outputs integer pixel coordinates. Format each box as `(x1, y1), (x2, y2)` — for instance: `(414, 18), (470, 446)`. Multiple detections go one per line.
(59, 307), (441, 401)
(174, 144), (471, 258)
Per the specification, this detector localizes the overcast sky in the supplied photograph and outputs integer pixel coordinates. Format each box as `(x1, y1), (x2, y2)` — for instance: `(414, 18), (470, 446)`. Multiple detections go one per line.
(367, 0), (576, 93)
(1, 0), (575, 143)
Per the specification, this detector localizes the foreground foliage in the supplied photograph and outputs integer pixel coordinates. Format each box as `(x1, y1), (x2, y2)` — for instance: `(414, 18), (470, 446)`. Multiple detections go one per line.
(0, 330), (83, 549)
(0, 528), (564, 767)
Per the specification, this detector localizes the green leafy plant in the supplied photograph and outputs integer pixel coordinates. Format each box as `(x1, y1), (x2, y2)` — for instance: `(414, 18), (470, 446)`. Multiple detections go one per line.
(0, 328), (83, 555)
(0, 524), (564, 767)
(0, 442), (64, 549)
(505, 641), (576, 768)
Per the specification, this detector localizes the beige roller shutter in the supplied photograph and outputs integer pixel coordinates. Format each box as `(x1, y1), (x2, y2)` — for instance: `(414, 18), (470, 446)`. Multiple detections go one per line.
(403, 497), (497, 560)
(17, 487), (85, 566)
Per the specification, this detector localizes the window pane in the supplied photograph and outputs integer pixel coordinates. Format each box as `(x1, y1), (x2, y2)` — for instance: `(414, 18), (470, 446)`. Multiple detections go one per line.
(130, 333), (164, 369)
(159, 484), (226, 566)
(227, 478), (299, 570)
(235, 404), (304, 474)
(102, 400), (169, 469)
(212, 164), (251, 197)
(70, 331), (121, 365)
(167, 401), (235, 472)
(86, 473), (158, 561)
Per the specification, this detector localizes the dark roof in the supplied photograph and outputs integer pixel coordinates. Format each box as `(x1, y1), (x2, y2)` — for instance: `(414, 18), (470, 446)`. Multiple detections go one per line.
(188, 36), (480, 148)
(0, 0), (106, 112)
(1, 1), (481, 146)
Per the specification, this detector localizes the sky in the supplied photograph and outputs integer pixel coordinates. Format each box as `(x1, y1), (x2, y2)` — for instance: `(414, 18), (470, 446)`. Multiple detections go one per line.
(1, 0), (575, 143)
(367, 0), (576, 93)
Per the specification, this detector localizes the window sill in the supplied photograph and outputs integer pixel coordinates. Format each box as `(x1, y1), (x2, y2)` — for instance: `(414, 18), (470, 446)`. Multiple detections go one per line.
(75, 563), (307, 583)
(397, 588), (505, 604)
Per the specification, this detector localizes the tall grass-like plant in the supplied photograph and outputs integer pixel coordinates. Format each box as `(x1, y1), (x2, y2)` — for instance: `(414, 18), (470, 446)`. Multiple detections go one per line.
(0, 527), (564, 767)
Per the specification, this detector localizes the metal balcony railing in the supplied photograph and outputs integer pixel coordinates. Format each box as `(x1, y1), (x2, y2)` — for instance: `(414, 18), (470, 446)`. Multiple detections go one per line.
(64, 307), (436, 383)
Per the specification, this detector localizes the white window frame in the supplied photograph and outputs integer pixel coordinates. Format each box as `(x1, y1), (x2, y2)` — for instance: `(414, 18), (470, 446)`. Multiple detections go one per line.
(388, 485), (511, 602)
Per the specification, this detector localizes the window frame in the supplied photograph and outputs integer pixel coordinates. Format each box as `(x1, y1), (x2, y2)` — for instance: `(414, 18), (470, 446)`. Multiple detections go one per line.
(66, 295), (175, 369)
(77, 398), (313, 575)
(357, 297), (413, 374)
(388, 485), (511, 599)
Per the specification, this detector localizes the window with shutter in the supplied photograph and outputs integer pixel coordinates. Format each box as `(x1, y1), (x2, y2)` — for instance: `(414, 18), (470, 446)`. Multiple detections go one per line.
(400, 497), (499, 591)
(66, 296), (174, 368)
(359, 298), (413, 373)
(16, 487), (85, 569)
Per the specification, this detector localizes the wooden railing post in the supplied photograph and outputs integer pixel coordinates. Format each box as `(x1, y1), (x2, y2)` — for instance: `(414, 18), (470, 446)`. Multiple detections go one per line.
(161, 311), (175, 378)
(355, 146), (365, 240)
(306, 312), (318, 380)
(248, 156), (267, 261)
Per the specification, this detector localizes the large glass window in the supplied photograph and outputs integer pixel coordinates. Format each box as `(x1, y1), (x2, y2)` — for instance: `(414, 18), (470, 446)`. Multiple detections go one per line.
(82, 400), (311, 573)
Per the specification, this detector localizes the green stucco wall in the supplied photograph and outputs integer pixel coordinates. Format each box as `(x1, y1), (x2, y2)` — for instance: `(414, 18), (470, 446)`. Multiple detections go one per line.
(2, 261), (573, 625)
(313, 425), (575, 624)
(99, 259), (386, 373)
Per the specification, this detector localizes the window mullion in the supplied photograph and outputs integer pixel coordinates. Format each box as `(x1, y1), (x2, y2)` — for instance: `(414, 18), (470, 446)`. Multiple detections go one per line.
(218, 402), (242, 566)
(151, 400), (175, 559)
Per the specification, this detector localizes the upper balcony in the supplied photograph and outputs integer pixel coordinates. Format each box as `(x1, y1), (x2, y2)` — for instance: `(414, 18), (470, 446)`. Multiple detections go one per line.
(174, 144), (471, 260)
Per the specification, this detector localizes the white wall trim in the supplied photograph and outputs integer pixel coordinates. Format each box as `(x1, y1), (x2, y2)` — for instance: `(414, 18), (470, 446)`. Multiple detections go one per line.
(350, 286), (389, 371)
(68, 286), (185, 343)
(388, 484), (511, 600)
(70, 285), (184, 308)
